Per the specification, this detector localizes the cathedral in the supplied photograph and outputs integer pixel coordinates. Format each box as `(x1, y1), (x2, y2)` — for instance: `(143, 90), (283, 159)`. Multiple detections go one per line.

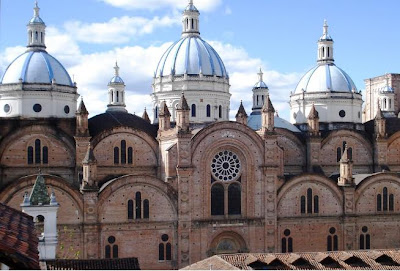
(1, 1), (400, 270)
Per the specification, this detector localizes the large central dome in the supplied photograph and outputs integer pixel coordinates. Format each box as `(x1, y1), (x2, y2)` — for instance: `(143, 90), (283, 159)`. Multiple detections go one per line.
(155, 36), (227, 78)
(151, 0), (231, 124)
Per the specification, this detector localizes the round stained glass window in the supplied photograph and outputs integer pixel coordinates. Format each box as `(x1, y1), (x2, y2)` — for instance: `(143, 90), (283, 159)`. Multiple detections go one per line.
(4, 104), (10, 113)
(211, 150), (241, 182)
(339, 110), (346, 118)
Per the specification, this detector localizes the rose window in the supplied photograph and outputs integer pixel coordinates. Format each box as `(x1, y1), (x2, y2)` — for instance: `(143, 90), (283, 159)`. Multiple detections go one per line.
(211, 151), (241, 181)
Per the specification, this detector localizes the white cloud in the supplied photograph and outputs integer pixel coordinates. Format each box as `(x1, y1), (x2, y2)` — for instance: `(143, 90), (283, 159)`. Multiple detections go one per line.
(63, 15), (179, 44)
(225, 6), (232, 15)
(101, 0), (222, 12)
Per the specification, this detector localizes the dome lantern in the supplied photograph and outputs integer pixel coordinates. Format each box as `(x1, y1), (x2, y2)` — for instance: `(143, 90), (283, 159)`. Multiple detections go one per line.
(182, 0), (200, 38)
(317, 20), (334, 63)
(107, 62), (127, 113)
(27, 1), (46, 50)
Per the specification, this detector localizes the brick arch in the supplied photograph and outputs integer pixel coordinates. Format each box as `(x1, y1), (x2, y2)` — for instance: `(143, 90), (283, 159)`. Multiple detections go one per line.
(208, 230), (248, 255)
(191, 124), (265, 219)
(355, 173), (400, 214)
(98, 175), (178, 222)
(0, 174), (84, 224)
(90, 127), (158, 167)
(320, 130), (373, 175)
(387, 132), (400, 168)
(0, 125), (75, 167)
(277, 174), (343, 217)
(276, 129), (306, 168)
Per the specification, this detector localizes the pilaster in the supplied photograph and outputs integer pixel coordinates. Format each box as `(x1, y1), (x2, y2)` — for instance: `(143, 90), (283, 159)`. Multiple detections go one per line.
(342, 186), (356, 250)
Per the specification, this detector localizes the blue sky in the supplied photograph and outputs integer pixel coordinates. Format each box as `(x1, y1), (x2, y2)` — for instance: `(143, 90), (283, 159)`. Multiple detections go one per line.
(1, 0), (399, 120)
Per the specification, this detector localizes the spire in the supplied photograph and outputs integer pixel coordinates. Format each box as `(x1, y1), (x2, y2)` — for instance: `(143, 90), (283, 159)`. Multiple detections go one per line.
(308, 104), (319, 119)
(77, 98), (88, 115)
(177, 92), (190, 110)
(262, 95), (275, 113)
(338, 144), (354, 186)
(83, 143), (97, 164)
(29, 172), (50, 205)
(182, 0), (200, 37)
(159, 101), (171, 117)
(27, 1), (46, 50)
(340, 144), (349, 162)
(375, 103), (384, 120)
(142, 108), (151, 123)
(235, 101), (248, 118)
(317, 20), (334, 63)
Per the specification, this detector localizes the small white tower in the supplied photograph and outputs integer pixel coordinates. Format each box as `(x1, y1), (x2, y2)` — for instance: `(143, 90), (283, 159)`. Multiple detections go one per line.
(27, 1), (46, 50)
(182, 0), (200, 37)
(252, 68), (269, 111)
(317, 20), (334, 63)
(107, 62), (127, 113)
(21, 173), (59, 260)
(377, 75), (396, 117)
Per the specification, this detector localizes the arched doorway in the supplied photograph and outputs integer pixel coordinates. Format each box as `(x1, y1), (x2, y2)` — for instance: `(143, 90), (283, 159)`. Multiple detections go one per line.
(208, 231), (248, 256)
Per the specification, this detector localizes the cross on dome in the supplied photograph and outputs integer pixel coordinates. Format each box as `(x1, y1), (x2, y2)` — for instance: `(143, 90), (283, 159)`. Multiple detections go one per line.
(258, 67), (264, 82)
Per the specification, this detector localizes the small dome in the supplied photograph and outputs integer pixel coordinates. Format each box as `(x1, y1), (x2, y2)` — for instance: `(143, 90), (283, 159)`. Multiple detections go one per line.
(1, 50), (73, 86)
(254, 81), (268, 88)
(155, 36), (228, 78)
(294, 63), (357, 94)
(29, 16), (44, 24)
(185, 3), (198, 12)
(109, 76), (124, 84)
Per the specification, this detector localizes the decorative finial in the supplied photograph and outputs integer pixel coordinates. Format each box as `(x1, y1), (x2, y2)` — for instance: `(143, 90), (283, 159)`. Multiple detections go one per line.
(114, 61), (120, 76)
(323, 19), (328, 35)
(257, 68), (264, 82)
(34, 1), (40, 17)
(38, 168), (42, 175)
(189, 0), (193, 5)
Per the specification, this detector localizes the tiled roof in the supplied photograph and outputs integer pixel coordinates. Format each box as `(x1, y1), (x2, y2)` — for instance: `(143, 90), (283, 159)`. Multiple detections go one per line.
(89, 111), (158, 139)
(45, 257), (140, 270)
(184, 249), (400, 270)
(0, 202), (39, 270)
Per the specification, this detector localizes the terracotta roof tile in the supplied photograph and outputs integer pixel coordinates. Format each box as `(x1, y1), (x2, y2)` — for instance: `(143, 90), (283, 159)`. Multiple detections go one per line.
(45, 257), (140, 270)
(0, 202), (39, 270)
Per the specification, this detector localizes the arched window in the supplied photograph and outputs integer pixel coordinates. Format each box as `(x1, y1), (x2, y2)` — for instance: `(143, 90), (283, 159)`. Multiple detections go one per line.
(219, 105), (222, 118)
(327, 47), (330, 57)
(377, 187), (394, 212)
(128, 147), (133, 164)
(322, 47), (325, 57)
(105, 236), (118, 258)
(159, 234), (172, 261)
(158, 243), (164, 261)
(211, 183), (224, 215)
(359, 226), (370, 250)
(228, 183), (241, 215)
(307, 188), (312, 214)
(389, 99), (392, 109)
(42, 146), (48, 164)
(114, 147), (119, 164)
(384, 98), (387, 109)
(111, 92), (114, 103)
(128, 200), (133, 219)
(29, 30), (32, 43)
(281, 229), (293, 253)
(206, 104), (211, 117)
(327, 227), (338, 251)
(191, 19), (194, 29)
(116, 91), (119, 102)
(257, 95), (259, 105)
(300, 196), (306, 214)
(121, 140), (126, 164)
(143, 199), (149, 219)
(347, 147), (353, 160)
(155, 106), (158, 119)
(135, 192), (142, 219)
(35, 31), (38, 41)
(35, 139), (41, 164)
(314, 195), (319, 213)
(300, 188), (318, 214)
(40, 32), (43, 43)
(191, 104), (196, 117)
(337, 147), (341, 162)
(28, 146), (34, 164)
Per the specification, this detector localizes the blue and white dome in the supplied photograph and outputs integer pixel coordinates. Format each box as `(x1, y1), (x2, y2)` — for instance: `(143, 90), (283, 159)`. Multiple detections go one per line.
(155, 36), (228, 78)
(294, 63), (357, 94)
(1, 51), (73, 86)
